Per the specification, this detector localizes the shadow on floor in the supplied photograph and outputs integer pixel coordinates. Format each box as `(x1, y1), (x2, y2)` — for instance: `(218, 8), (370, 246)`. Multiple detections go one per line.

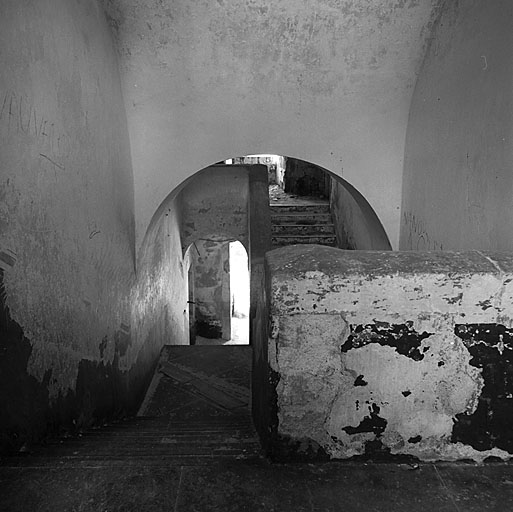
(1, 346), (513, 511)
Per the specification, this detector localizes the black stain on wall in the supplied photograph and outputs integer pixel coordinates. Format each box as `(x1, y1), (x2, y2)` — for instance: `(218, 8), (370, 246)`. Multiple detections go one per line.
(99, 336), (108, 358)
(265, 366), (329, 462)
(341, 321), (433, 361)
(195, 319), (222, 339)
(337, 402), (417, 461)
(354, 375), (368, 386)
(0, 269), (153, 455)
(0, 251), (16, 267)
(452, 324), (513, 452)
(444, 293), (463, 305)
(342, 403), (387, 436)
(114, 328), (131, 356)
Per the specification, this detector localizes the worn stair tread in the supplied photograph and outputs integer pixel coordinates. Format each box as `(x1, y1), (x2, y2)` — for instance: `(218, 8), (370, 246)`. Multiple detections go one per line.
(273, 223), (334, 229)
(270, 205), (330, 213)
(272, 237), (337, 247)
(272, 234), (337, 240)
(271, 212), (331, 218)
(158, 361), (248, 410)
(3, 346), (262, 470)
(272, 225), (335, 234)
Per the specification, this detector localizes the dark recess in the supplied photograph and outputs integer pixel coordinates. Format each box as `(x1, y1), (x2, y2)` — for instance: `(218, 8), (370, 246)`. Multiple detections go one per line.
(341, 322), (433, 361)
(0, 269), (152, 455)
(452, 324), (513, 452)
(342, 403), (387, 436)
(265, 366), (329, 462)
(354, 375), (368, 386)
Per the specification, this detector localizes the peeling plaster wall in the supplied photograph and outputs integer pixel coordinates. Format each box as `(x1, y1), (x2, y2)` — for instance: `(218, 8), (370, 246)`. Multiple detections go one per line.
(99, 0), (444, 251)
(190, 239), (230, 340)
(181, 165), (250, 252)
(266, 245), (513, 462)
(284, 159), (330, 198)
(179, 165), (251, 340)
(330, 178), (392, 251)
(400, 0), (513, 251)
(0, 0), (138, 452)
(132, 197), (188, 362)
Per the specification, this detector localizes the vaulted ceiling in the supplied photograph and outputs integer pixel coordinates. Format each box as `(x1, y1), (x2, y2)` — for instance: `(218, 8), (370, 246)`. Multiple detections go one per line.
(97, 0), (445, 249)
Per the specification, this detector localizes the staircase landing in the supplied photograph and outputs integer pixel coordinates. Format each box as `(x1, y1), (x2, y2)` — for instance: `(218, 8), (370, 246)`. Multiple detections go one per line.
(137, 345), (261, 463)
(2, 346), (513, 511)
(1, 346), (260, 468)
(269, 185), (337, 247)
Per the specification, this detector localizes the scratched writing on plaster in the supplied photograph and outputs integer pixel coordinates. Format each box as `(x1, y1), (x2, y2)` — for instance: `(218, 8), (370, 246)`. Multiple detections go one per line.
(0, 90), (71, 170)
(403, 212), (444, 251)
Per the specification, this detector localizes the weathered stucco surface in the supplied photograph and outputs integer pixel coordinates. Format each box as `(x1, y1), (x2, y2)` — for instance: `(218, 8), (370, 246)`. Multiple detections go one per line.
(0, 0), (144, 451)
(99, 0), (443, 250)
(181, 166), (249, 253)
(178, 165), (251, 340)
(131, 197), (188, 358)
(189, 239), (230, 339)
(330, 177), (392, 250)
(400, 0), (513, 251)
(267, 245), (513, 462)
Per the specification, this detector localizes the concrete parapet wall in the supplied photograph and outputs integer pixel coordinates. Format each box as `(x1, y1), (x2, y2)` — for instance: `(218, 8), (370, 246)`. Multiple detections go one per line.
(266, 245), (513, 462)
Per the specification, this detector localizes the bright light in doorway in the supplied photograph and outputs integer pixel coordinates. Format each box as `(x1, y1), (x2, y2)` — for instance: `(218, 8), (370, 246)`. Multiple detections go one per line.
(228, 241), (249, 345)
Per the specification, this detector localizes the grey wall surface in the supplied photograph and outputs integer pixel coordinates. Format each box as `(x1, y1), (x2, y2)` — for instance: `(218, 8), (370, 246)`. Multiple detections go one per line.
(330, 178), (392, 250)
(100, 0), (444, 250)
(266, 245), (513, 463)
(400, 0), (513, 251)
(0, 0), (138, 451)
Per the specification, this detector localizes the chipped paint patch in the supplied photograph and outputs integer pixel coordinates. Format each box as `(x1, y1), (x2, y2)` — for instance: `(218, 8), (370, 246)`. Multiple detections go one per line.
(327, 338), (483, 460)
(341, 321), (433, 361)
(267, 245), (513, 462)
(452, 324), (513, 453)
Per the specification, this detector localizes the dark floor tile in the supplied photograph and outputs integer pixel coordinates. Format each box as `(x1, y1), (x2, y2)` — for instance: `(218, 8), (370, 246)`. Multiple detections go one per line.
(431, 464), (513, 512)
(0, 466), (181, 512)
(175, 462), (313, 512)
(174, 461), (513, 512)
(301, 463), (452, 512)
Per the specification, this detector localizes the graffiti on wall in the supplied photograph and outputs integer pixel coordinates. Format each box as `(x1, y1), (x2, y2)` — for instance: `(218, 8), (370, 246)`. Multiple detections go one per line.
(0, 90), (72, 170)
(402, 211), (444, 251)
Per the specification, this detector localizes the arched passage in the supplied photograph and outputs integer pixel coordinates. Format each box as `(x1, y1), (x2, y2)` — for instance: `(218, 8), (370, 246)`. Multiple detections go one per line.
(133, 155), (391, 353)
(111, 0), (442, 254)
(134, 161), (262, 350)
(185, 238), (249, 345)
(132, 156), (392, 444)
(224, 155), (392, 251)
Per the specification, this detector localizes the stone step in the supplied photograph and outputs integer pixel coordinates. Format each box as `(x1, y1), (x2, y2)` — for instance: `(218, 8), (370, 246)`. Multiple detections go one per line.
(272, 224), (335, 235)
(2, 451), (263, 468)
(271, 235), (337, 247)
(269, 203), (330, 214)
(270, 212), (333, 225)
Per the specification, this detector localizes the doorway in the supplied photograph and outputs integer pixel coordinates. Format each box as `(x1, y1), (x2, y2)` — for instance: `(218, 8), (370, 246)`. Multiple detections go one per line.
(187, 238), (250, 346)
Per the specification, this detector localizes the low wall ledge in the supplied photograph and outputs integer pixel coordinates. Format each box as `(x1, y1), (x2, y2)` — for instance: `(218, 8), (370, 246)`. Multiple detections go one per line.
(266, 245), (513, 276)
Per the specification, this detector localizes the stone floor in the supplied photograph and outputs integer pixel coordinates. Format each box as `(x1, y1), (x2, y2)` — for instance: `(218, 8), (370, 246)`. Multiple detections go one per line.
(269, 184), (330, 206)
(2, 346), (513, 511)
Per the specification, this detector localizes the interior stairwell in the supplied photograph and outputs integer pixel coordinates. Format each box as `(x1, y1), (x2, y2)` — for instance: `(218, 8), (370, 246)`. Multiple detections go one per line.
(269, 186), (337, 248)
(2, 346), (261, 468)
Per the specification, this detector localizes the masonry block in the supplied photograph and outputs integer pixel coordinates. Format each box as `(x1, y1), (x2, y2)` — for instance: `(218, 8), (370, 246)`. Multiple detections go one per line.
(266, 245), (513, 462)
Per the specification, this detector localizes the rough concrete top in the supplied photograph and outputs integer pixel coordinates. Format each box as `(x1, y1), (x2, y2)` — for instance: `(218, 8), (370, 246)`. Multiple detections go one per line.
(266, 245), (513, 322)
(266, 245), (513, 277)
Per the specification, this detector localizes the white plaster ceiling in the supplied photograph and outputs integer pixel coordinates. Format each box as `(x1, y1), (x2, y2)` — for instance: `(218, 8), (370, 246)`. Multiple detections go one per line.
(97, 0), (445, 249)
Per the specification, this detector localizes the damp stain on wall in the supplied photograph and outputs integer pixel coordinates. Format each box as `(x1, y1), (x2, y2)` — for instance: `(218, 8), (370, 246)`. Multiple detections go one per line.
(265, 245), (513, 462)
(452, 324), (513, 452)
(341, 321), (433, 361)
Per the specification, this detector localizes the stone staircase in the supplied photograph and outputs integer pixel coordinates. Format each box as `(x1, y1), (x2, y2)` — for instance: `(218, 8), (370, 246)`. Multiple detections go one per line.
(270, 202), (337, 247)
(2, 346), (261, 468)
